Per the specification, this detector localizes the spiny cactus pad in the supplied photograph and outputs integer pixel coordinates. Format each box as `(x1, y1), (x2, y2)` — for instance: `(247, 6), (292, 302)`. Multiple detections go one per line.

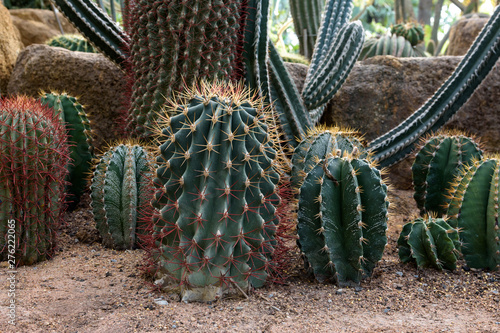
(0, 96), (70, 265)
(149, 82), (286, 302)
(297, 155), (389, 286)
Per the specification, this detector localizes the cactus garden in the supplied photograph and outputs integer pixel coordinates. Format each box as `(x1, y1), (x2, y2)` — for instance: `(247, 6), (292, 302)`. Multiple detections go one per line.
(0, 0), (499, 331)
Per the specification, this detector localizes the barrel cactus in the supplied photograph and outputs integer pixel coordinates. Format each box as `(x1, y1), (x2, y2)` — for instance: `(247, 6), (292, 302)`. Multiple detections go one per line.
(391, 22), (425, 46)
(297, 155), (389, 286)
(412, 132), (482, 216)
(0, 96), (70, 265)
(46, 34), (96, 53)
(359, 33), (427, 60)
(398, 216), (460, 271)
(149, 81), (286, 302)
(90, 142), (155, 250)
(40, 91), (93, 207)
(446, 156), (500, 270)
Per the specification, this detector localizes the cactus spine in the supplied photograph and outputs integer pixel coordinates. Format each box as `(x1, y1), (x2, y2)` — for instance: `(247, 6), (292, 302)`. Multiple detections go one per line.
(46, 34), (97, 53)
(0, 96), (70, 265)
(412, 133), (482, 216)
(398, 216), (460, 271)
(150, 82), (285, 302)
(40, 92), (93, 207)
(90, 142), (155, 250)
(297, 155), (389, 286)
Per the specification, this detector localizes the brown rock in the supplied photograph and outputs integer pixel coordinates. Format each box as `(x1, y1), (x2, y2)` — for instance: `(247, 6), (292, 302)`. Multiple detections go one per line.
(9, 8), (79, 47)
(446, 15), (489, 56)
(319, 55), (500, 189)
(0, 4), (23, 94)
(8, 44), (127, 150)
(284, 62), (309, 94)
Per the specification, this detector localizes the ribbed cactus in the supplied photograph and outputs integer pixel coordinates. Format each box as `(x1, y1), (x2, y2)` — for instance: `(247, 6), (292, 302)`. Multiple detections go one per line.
(391, 22), (425, 46)
(412, 133), (482, 217)
(149, 82), (285, 302)
(90, 142), (155, 250)
(359, 34), (427, 60)
(46, 34), (97, 53)
(40, 92), (93, 207)
(446, 156), (500, 270)
(0, 96), (70, 265)
(289, 0), (326, 58)
(126, 0), (244, 137)
(297, 155), (389, 286)
(398, 216), (460, 271)
(291, 126), (368, 192)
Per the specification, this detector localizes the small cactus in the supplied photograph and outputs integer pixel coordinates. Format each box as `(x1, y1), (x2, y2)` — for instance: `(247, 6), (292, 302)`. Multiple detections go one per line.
(46, 34), (97, 53)
(359, 33), (427, 60)
(391, 22), (425, 46)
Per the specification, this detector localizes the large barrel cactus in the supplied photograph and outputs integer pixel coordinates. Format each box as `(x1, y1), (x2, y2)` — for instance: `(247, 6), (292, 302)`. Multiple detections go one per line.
(446, 156), (500, 270)
(297, 155), (389, 286)
(149, 82), (286, 302)
(412, 133), (482, 216)
(40, 92), (93, 207)
(90, 142), (155, 250)
(0, 96), (70, 265)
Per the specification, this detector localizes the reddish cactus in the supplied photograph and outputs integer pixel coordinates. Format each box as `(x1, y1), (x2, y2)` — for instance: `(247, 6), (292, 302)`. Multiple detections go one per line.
(0, 96), (70, 266)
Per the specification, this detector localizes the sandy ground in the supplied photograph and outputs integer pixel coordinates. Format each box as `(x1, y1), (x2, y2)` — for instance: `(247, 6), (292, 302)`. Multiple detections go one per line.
(1, 189), (499, 333)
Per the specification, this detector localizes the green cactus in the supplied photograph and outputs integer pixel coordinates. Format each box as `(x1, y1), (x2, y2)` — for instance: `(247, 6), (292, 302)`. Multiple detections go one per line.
(297, 155), (389, 286)
(398, 216), (460, 271)
(359, 34), (427, 60)
(0, 96), (70, 265)
(149, 82), (285, 302)
(90, 142), (155, 250)
(412, 132), (483, 217)
(39, 92), (94, 207)
(446, 156), (500, 270)
(291, 126), (368, 192)
(46, 34), (97, 53)
(289, 0), (326, 58)
(391, 22), (425, 46)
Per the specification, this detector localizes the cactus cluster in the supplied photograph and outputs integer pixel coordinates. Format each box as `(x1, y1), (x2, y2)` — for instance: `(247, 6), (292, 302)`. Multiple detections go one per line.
(90, 142), (155, 250)
(391, 22), (425, 46)
(0, 96), (70, 265)
(359, 34), (427, 60)
(149, 82), (286, 302)
(46, 34), (97, 53)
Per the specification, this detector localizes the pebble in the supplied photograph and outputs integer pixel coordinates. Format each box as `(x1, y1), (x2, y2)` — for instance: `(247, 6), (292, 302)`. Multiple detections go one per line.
(235, 306), (244, 311)
(110, 259), (117, 263)
(396, 271), (403, 277)
(154, 298), (169, 306)
(417, 288), (424, 293)
(336, 289), (344, 295)
(355, 287), (363, 292)
(384, 308), (390, 313)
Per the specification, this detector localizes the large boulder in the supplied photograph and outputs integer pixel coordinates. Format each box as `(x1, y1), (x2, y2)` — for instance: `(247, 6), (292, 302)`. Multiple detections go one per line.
(9, 8), (79, 47)
(320, 55), (500, 189)
(0, 4), (23, 94)
(8, 44), (127, 150)
(446, 15), (489, 56)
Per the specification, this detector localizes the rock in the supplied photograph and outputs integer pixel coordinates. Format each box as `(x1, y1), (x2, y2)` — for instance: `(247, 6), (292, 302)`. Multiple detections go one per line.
(9, 8), (79, 47)
(319, 55), (500, 189)
(284, 62), (309, 94)
(8, 44), (126, 150)
(0, 4), (23, 94)
(446, 15), (489, 56)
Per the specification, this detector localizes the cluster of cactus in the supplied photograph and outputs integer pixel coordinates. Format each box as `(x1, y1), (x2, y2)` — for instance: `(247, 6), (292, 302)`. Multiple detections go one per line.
(46, 34), (97, 53)
(412, 132), (483, 216)
(0, 96), (70, 265)
(39, 92), (94, 207)
(90, 142), (155, 250)
(391, 22), (425, 46)
(359, 34), (427, 60)
(398, 216), (460, 271)
(149, 82), (286, 302)
(296, 153), (389, 286)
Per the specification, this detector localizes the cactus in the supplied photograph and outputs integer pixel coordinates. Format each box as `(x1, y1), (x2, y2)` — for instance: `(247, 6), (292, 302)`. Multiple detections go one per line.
(446, 156), (500, 270)
(289, 0), (326, 58)
(90, 142), (155, 250)
(391, 22), (425, 46)
(412, 132), (482, 217)
(0, 96), (70, 266)
(398, 216), (460, 271)
(149, 81), (286, 302)
(297, 155), (389, 286)
(359, 34), (427, 60)
(46, 34), (97, 53)
(291, 126), (368, 192)
(39, 92), (93, 207)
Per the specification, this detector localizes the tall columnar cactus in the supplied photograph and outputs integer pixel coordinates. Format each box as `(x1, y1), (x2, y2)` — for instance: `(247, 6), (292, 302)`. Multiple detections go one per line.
(0, 96), (70, 266)
(40, 92), (93, 207)
(359, 34), (427, 60)
(398, 216), (460, 271)
(391, 22), (425, 46)
(126, 0), (244, 137)
(149, 82), (286, 302)
(297, 155), (389, 286)
(289, 0), (326, 58)
(90, 142), (155, 250)
(446, 156), (500, 270)
(291, 126), (368, 192)
(412, 133), (482, 217)
(46, 34), (97, 53)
